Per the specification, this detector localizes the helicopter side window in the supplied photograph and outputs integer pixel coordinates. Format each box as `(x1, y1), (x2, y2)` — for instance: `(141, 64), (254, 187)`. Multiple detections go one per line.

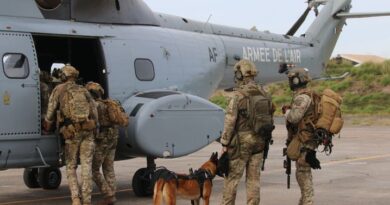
(134, 58), (155, 81)
(2, 53), (30, 79)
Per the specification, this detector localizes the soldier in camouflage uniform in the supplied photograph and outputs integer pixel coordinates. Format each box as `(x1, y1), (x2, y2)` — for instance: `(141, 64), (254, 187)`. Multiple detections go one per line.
(40, 70), (52, 124)
(43, 65), (98, 205)
(220, 59), (275, 205)
(283, 68), (321, 205)
(86, 82), (124, 205)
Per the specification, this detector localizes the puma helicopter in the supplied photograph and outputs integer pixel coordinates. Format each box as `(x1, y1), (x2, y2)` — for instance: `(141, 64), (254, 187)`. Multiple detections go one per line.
(0, 0), (389, 196)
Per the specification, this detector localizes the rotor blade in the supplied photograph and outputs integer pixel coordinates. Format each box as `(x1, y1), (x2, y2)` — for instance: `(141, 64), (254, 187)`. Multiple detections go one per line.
(286, 7), (311, 36)
(336, 12), (390, 19)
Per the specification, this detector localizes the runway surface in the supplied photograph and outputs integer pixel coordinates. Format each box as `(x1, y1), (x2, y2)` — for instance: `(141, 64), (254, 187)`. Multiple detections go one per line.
(0, 125), (389, 205)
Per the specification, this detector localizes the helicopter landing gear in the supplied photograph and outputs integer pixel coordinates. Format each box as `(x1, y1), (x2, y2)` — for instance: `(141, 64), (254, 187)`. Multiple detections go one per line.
(38, 167), (62, 190)
(132, 156), (156, 197)
(23, 168), (40, 188)
(23, 167), (62, 190)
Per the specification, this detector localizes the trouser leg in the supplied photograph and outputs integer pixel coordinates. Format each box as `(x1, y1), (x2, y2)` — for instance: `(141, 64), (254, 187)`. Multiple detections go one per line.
(296, 161), (314, 205)
(65, 139), (81, 202)
(92, 140), (113, 197)
(220, 157), (246, 205)
(79, 133), (95, 204)
(102, 145), (117, 196)
(245, 152), (262, 205)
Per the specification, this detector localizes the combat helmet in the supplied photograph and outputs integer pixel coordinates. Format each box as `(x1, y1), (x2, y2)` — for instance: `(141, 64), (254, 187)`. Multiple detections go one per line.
(61, 64), (79, 80)
(233, 59), (258, 81)
(85, 82), (104, 99)
(287, 68), (311, 90)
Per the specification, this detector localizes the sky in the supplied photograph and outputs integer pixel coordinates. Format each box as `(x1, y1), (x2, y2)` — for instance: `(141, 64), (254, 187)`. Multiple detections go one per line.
(144, 0), (390, 58)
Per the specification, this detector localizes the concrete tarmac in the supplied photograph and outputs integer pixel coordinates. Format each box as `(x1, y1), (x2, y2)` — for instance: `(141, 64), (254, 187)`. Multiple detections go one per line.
(0, 125), (389, 205)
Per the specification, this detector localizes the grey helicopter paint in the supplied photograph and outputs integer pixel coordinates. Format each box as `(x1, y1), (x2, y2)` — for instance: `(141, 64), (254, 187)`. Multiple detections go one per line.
(0, 0), (389, 194)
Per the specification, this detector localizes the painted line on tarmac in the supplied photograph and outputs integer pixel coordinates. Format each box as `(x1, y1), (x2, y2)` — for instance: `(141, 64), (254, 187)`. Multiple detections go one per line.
(264, 153), (390, 174)
(0, 188), (132, 205)
(321, 153), (390, 166)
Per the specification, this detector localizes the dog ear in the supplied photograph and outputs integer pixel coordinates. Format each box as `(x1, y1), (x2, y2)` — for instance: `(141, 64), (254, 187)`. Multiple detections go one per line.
(210, 152), (218, 162)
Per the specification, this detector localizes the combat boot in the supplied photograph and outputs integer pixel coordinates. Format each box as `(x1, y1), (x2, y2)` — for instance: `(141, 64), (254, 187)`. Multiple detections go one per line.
(97, 196), (116, 205)
(71, 197), (81, 205)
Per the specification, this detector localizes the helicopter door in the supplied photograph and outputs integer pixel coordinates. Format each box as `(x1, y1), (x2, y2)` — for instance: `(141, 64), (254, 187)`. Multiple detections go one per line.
(0, 32), (40, 137)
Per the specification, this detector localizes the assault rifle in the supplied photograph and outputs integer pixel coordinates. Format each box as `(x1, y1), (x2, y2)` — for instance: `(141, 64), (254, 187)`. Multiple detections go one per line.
(283, 121), (297, 189)
(260, 124), (275, 171)
(283, 139), (291, 189)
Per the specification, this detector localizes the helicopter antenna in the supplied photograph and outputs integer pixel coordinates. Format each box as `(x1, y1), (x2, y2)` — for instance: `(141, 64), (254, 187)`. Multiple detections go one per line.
(203, 14), (213, 31)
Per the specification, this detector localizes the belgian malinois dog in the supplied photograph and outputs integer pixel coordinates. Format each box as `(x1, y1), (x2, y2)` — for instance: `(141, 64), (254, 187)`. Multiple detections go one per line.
(153, 152), (219, 205)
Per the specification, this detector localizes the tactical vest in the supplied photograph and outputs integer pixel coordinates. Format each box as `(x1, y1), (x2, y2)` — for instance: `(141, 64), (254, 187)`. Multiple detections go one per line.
(293, 89), (320, 143)
(236, 83), (273, 135)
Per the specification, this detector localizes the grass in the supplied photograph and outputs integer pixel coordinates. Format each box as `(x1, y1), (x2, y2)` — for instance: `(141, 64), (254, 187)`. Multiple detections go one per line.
(209, 95), (229, 110)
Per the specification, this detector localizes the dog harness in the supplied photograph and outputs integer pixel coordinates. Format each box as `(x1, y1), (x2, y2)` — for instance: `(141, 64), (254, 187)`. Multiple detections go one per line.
(153, 167), (214, 199)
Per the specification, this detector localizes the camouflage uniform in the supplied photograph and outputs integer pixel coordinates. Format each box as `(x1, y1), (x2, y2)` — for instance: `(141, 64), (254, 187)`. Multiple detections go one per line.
(285, 89), (317, 205)
(45, 66), (98, 205)
(220, 80), (272, 205)
(92, 99), (119, 201)
(40, 71), (52, 121)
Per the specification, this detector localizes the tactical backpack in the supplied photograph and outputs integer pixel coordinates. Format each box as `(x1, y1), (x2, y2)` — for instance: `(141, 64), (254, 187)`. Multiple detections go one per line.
(315, 89), (344, 135)
(302, 88), (343, 154)
(103, 99), (129, 127)
(239, 86), (274, 135)
(60, 84), (90, 123)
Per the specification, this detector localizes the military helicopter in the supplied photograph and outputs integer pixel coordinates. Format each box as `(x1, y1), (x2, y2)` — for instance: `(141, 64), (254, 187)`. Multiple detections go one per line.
(0, 0), (389, 196)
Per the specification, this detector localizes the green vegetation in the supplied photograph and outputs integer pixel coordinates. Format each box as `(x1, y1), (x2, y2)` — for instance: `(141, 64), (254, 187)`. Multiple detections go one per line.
(211, 60), (390, 115)
(210, 95), (229, 110)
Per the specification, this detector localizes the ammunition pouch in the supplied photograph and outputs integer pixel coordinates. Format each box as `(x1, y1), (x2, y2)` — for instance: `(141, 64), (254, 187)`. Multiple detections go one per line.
(81, 119), (96, 131)
(59, 125), (76, 140)
(286, 136), (302, 161)
(62, 118), (96, 131)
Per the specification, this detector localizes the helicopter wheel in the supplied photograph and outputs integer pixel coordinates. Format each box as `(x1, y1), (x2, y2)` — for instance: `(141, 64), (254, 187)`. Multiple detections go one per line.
(38, 167), (62, 190)
(132, 157), (156, 197)
(23, 168), (41, 188)
(132, 168), (153, 197)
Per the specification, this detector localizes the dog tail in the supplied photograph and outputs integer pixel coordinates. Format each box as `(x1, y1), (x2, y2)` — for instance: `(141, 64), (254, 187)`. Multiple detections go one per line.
(153, 179), (165, 205)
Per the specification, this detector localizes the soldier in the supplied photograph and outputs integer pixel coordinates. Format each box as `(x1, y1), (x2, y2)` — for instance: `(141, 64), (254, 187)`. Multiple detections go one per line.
(43, 65), (98, 205)
(220, 59), (275, 205)
(85, 82), (129, 205)
(283, 68), (321, 205)
(39, 70), (52, 123)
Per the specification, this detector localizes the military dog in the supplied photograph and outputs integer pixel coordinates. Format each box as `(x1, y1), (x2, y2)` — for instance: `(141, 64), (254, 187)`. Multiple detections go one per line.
(153, 152), (219, 205)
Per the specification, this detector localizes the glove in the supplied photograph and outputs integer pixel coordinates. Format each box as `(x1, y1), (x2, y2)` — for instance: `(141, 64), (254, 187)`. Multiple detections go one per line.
(43, 120), (52, 132)
(282, 105), (291, 114)
(217, 152), (229, 178)
(305, 149), (321, 169)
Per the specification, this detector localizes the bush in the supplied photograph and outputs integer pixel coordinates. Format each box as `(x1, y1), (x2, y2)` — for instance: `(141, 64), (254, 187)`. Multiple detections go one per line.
(381, 75), (390, 86)
(330, 80), (350, 91)
(210, 95), (228, 110)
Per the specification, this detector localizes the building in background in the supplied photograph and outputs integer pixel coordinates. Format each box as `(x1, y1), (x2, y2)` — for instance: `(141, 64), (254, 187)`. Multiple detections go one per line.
(332, 54), (387, 67)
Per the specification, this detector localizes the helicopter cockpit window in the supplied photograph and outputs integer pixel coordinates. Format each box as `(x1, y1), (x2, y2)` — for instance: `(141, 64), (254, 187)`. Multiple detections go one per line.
(2, 53), (29, 79)
(35, 0), (62, 10)
(134, 59), (155, 81)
